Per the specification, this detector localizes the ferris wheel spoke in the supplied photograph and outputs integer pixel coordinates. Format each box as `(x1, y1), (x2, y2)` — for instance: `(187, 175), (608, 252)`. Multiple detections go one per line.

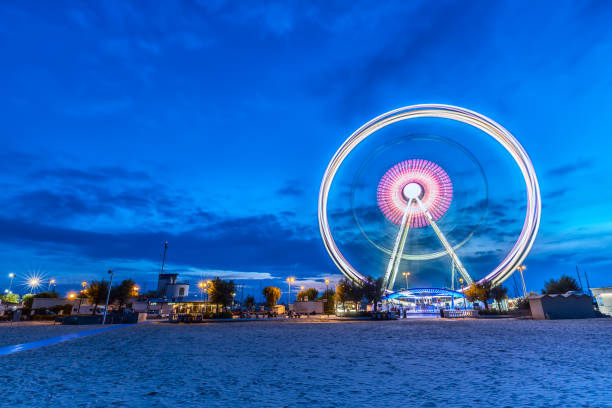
(383, 198), (414, 290)
(415, 198), (474, 286)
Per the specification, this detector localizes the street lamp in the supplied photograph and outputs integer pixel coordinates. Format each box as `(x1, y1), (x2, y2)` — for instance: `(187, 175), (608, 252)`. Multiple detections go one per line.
(8, 273), (15, 293)
(402, 272), (411, 289)
(132, 286), (139, 297)
(287, 277), (295, 305)
(48, 279), (56, 292)
(27, 277), (41, 294)
(459, 278), (466, 310)
(516, 265), (527, 298)
(67, 292), (77, 300)
(325, 278), (330, 294)
(198, 281), (205, 302)
(102, 270), (114, 325)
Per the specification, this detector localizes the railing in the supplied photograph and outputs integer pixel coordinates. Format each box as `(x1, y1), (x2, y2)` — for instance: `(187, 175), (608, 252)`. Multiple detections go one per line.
(442, 309), (478, 318)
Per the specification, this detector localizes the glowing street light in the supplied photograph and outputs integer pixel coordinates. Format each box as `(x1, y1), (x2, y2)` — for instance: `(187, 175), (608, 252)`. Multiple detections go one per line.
(67, 292), (77, 300)
(8, 273), (15, 293)
(48, 279), (56, 291)
(287, 277), (295, 305)
(402, 272), (411, 289)
(27, 277), (41, 293)
(198, 281), (206, 302)
(81, 281), (87, 289)
(516, 265), (527, 298)
(132, 286), (139, 297)
(325, 278), (330, 294)
(459, 278), (466, 310)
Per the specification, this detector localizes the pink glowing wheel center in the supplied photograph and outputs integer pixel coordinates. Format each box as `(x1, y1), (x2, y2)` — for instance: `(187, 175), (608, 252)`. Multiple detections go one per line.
(377, 159), (453, 228)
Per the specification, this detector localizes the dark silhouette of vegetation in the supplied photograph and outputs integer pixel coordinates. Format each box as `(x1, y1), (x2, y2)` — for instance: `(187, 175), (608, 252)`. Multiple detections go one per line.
(86, 280), (109, 315)
(321, 288), (336, 314)
(209, 277), (236, 311)
(491, 285), (508, 309)
(336, 278), (364, 308)
(263, 286), (281, 308)
(110, 279), (136, 310)
(244, 295), (255, 310)
(363, 276), (385, 311)
(542, 275), (580, 294)
(296, 288), (318, 301)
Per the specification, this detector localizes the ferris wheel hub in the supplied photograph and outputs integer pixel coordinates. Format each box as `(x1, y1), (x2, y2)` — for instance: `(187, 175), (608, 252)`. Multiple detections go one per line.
(402, 182), (423, 200)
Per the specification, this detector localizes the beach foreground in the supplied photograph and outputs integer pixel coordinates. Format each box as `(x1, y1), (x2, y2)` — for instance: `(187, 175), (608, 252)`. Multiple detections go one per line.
(1, 319), (611, 407)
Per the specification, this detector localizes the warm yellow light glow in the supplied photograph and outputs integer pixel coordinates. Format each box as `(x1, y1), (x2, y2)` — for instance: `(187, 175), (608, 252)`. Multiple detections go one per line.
(325, 279), (330, 285)
(517, 265), (527, 272)
(28, 278), (40, 288)
(67, 292), (77, 300)
(8, 273), (15, 278)
(198, 281), (205, 289)
(81, 281), (87, 288)
(402, 272), (411, 277)
(300, 286), (304, 291)
(287, 277), (295, 283)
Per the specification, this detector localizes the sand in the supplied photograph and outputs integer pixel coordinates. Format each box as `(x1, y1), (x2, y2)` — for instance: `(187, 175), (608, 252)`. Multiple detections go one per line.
(0, 318), (611, 407)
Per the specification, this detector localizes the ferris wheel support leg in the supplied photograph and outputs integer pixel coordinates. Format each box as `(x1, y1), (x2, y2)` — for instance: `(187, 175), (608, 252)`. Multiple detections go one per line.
(415, 198), (474, 286)
(383, 199), (414, 291)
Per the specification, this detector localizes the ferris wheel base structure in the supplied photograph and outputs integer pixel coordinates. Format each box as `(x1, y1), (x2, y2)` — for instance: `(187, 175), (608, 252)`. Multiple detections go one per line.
(318, 104), (541, 292)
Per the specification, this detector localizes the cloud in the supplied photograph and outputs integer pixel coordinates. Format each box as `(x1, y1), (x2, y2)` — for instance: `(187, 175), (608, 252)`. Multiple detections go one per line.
(546, 160), (592, 177)
(276, 183), (304, 196)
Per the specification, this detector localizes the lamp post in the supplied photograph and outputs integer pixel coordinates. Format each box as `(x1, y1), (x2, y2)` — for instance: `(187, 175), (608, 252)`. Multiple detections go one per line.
(402, 272), (411, 289)
(8, 273), (15, 293)
(287, 277), (295, 306)
(459, 278), (465, 310)
(28, 277), (41, 294)
(325, 278), (330, 294)
(516, 265), (527, 298)
(102, 270), (114, 325)
(198, 281), (205, 301)
(48, 279), (56, 292)
(78, 281), (87, 314)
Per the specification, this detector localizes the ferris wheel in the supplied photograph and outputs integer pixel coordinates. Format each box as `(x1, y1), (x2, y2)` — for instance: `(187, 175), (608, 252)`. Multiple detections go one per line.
(318, 104), (541, 292)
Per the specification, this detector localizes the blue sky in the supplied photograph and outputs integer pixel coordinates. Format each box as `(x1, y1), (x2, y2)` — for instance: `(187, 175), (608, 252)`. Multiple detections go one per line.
(1, 1), (611, 298)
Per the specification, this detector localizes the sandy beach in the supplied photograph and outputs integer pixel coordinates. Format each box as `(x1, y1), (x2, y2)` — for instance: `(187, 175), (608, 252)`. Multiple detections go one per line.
(0, 318), (611, 407)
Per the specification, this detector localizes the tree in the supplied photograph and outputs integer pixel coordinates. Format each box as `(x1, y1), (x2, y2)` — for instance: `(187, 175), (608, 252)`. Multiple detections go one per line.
(34, 291), (59, 299)
(209, 277), (236, 311)
(244, 295), (255, 310)
(0, 293), (19, 304)
(464, 282), (492, 310)
(542, 275), (580, 294)
(490, 285), (508, 310)
(263, 286), (281, 309)
(363, 276), (385, 311)
(336, 278), (364, 309)
(321, 288), (336, 315)
(86, 280), (109, 315)
(111, 279), (136, 310)
(296, 288), (318, 301)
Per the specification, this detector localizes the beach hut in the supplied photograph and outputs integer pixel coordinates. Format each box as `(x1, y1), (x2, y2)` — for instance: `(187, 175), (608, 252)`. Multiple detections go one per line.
(528, 293), (595, 320)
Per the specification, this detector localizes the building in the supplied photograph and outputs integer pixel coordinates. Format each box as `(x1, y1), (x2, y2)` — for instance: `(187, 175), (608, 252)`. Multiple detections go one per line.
(591, 287), (612, 316)
(528, 293), (595, 320)
(157, 273), (190, 299)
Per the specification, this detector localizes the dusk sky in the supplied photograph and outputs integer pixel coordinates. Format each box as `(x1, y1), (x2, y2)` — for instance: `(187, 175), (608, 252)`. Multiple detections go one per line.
(2, 1), (612, 298)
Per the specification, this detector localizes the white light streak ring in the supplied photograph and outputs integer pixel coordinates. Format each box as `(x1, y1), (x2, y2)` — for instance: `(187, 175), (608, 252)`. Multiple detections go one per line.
(318, 104), (541, 286)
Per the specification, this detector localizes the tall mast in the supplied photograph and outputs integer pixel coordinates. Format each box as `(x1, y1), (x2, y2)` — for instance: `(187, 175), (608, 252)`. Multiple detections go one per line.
(160, 241), (168, 274)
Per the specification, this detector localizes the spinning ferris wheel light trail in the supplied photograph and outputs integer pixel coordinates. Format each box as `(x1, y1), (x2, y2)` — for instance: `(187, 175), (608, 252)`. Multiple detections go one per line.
(318, 104), (541, 295)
